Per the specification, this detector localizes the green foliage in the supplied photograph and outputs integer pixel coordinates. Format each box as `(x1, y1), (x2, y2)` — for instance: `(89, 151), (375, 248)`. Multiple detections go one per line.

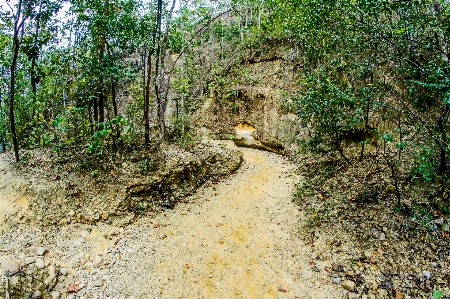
(167, 114), (194, 145)
(413, 146), (436, 182)
(138, 158), (154, 175)
(432, 290), (443, 299)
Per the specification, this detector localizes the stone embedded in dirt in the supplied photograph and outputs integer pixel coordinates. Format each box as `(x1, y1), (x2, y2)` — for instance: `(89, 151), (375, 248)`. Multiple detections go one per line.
(48, 265), (57, 278)
(348, 293), (358, 299)
(160, 201), (174, 209)
(31, 246), (48, 256)
(32, 290), (42, 298)
(50, 290), (60, 298)
(332, 264), (345, 272)
(378, 288), (388, 297)
(25, 257), (35, 265)
(0, 256), (20, 273)
(332, 276), (341, 284)
(341, 280), (356, 291)
(301, 268), (312, 280)
(67, 283), (81, 293)
(422, 270), (431, 279)
(93, 279), (105, 287)
(379, 280), (393, 290)
(59, 268), (68, 275)
(71, 256), (80, 264)
(73, 239), (83, 247)
(94, 255), (102, 265)
(379, 232), (386, 240)
(394, 289), (404, 299)
(35, 259), (45, 269)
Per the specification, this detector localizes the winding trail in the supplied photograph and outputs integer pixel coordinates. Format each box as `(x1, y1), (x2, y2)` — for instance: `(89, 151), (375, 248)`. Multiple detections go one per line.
(108, 147), (343, 298)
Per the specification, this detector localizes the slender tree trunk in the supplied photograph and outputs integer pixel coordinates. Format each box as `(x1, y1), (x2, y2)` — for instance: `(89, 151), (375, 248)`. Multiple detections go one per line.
(10, 38), (20, 162)
(111, 80), (118, 117)
(433, 1), (449, 63)
(438, 104), (449, 172)
(31, 2), (42, 104)
(99, 88), (105, 123)
(111, 80), (120, 140)
(89, 101), (94, 136)
(360, 74), (373, 161)
(93, 96), (99, 124)
(388, 159), (401, 206)
(144, 50), (152, 144)
(154, 0), (176, 140)
(9, 0), (24, 162)
(333, 124), (351, 165)
(97, 39), (106, 124)
(0, 92), (5, 152)
(154, 0), (163, 138)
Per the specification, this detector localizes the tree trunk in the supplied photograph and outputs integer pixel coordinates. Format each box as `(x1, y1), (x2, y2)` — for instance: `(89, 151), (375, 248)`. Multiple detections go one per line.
(154, 0), (176, 140)
(93, 96), (99, 124)
(154, 0), (163, 139)
(360, 74), (373, 161)
(333, 124), (351, 165)
(111, 80), (120, 140)
(99, 88), (105, 124)
(438, 104), (449, 172)
(144, 50), (152, 144)
(9, 0), (24, 163)
(10, 38), (20, 162)
(433, 1), (449, 63)
(31, 2), (42, 101)
(111, 80), (118, 118)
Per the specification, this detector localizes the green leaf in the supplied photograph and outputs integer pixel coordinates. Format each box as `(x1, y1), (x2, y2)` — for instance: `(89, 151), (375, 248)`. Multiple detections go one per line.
(382, 133), (393, 143)
(432, 290), (442, 299)
(396, 142), (407, 150)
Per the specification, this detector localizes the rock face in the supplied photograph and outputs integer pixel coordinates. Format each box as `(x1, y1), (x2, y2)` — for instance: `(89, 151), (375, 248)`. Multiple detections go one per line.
(192, 48), (305, 155)
(195, 88), (302, 155)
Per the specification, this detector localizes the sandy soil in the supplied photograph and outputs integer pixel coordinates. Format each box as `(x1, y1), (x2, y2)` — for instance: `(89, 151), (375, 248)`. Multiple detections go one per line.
(0, 155), (29, 230)
(0, 147), (345, 298)
(103, 148), (344, 298)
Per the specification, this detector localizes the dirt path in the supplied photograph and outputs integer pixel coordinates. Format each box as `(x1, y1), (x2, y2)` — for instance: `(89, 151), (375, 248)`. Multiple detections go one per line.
(0, 147), (345, 298)
(104, 147), (343, 298)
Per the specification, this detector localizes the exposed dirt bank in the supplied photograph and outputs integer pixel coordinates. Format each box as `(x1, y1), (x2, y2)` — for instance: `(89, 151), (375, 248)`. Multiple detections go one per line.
(0, 142), (242, 228)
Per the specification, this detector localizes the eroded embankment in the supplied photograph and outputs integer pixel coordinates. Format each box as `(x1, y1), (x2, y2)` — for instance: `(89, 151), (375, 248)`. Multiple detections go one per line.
(0, 142), (242, 228)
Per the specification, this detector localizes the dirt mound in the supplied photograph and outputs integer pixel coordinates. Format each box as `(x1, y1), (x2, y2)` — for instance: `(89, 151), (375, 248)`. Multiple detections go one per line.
(0, 141), (242, 228)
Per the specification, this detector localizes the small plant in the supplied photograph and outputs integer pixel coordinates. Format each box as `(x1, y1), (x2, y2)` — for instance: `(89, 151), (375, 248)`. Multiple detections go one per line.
(139, 158), (154, 175)
(134, 202), (146, 213)
(90, 169), (100, 177)
(413, 146), (436, 183)
(432, 290), (443, 299)
(293, 180), (314, 203)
